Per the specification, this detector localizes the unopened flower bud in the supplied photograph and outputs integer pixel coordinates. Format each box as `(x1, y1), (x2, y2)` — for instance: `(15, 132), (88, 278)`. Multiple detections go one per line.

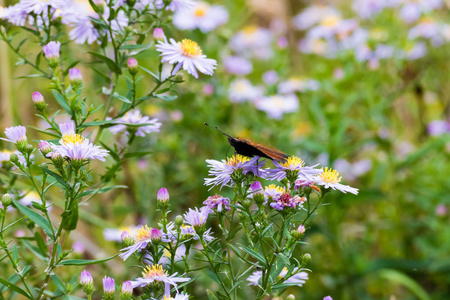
(10, 153), (19, 164)
(297, 224), (305, 235)
(25, 144), (34, 154)
(250, 181), (265, 205)
(42, 41), (61, 68)
(127, 58), (138, 75)
(119, 281), (133, 300)
(32, 92), (47, 111)
(323, 296), (333, 300)
(175, 215), (184, 227)
(69, 68), (83, 88)
(80, 270), (94, 295)
(103, 276), (115, 300)
(242, 199), (252, 210)
(286, 295), (295, 300)
(157, 187), (169, 210)
(39, 140), (52, 157)
(1, 194), (13, 207)
(301, 253), (312, 266)
(153, 27), (165, 41)
(51, 152), (64, 169)
(150, 228), (162, 243)
(121, 231), (134, 247)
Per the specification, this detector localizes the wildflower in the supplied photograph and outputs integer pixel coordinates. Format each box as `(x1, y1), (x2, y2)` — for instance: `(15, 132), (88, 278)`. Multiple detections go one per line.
(49, 121), (108, 163)
(108, 110), (161, 137)
(204, 155), (265, 190)
(324, 297), (333, 300)
(254, 94), (299, 119)
(203, 195), (230, 212)
(292, 5), (341, 30)
(270, 193), (306, 211)
(402, 42), (427, 60)
(229, 26), (273, 60)
(278, 78), (320, 94)
(153, 27), (165, 40)
(436, 205), (447, 216)
(2, 126), (27, 152)
(228, 79), (264, 103)
(80, 270), (94, 295)
(427, 120), (449, 136)
(32, 92), (46, 111)
(39, 140), (52, 156)
(69, 68), (83, 86)
(408, 19), (444, 46)
(264, 184), (286, 202)
(352, 0), (394, 20)
(156, 38), (217, 78)
(103, 226), (140, 242)
(120, 281), (132, 300)
(183, 207), (211, 232)
(129, 264), (190, 296)
(127, 58), (139, 75)
(73, 241), (85, 254)
(314, 168), (359, 194)
(0, 4), (27, 26)
(263, 70), (278, 85)
(269, 156), (322, 182)
(158, 292), (190, 300)
(172, 2), (228, 33)
(157, 187), (170, 203)
(42, 41), (61, 67)
(223, 56), (253, 75)
(119, 225), (161, 260)
(166, 0), (196, 11)
(144, 244), (186, 267)
(103, 276), (115, 299)
(248, 267), (308, 287)
(399, 0), (442, 24)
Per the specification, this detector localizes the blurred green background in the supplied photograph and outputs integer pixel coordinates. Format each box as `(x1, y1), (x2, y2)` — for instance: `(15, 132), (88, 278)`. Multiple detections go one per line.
(1, 0), (450, 299)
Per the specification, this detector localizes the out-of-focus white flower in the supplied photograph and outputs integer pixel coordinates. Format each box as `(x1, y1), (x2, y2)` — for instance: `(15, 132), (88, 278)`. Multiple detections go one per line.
(254, 94), (299, 119)
(278, 78), (319, 94)
(229, 26), (273, 60)
(173, 2), (228, 32)
(223, 56), (252, 75)
(293, 5), (341, 30)
(228, 79), (264, 103)
(108, 110), (161, 137)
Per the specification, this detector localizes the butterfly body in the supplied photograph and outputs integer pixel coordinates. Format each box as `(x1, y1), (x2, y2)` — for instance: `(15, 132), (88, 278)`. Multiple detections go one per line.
(205, 123), (289, 162)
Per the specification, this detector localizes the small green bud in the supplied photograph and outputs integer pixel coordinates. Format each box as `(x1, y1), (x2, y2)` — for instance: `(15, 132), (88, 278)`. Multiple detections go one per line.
(175, 215), (184, 227)
(242, 199), (252, 210)
(301, 253), (312, 266)
(286, 294), (296, 300)
(1, 194), (13, 207)
(10, 153), (19, 164)
(25, 144), (34, 155)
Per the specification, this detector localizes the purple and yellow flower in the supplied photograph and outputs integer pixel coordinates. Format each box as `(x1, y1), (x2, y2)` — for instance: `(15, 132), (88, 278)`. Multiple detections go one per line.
(203, 195), (230, 212)
(264, 184), (286, 201)
(314, 167), (359, 194)
(119, 225), (168, 260)
(205, 155), (266, 190)
(2, 125), (27, 144)
(248, 267), (308, 287)
(269, 156), (321, 182)
(108, 110), (161, 137)
(129, 264), (190, 296)
(173, 2), (228, 32)
(183, 206), (211, 229)
(156, 38), (217, 79)
(229, 26), (273, 60)
(270, 193), (306, 210)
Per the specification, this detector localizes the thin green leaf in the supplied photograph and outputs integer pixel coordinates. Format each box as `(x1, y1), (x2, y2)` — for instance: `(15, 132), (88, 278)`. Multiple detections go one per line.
(13, 200), (55, 240)
(52, 90), (71, 114)
(88, 51), (121, 74)
(0, 277), (32, 299)
(57, 253), (119, 266)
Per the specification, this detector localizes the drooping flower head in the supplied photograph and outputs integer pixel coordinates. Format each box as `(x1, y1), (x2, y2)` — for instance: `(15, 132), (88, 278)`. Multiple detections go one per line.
(156, 38), (217, 78)
(314, 167), (359, 194)
(203, 195), (230, 212)
(108, 110), (161, 137)
(205, 155), (266, 190)
(270, 156), (322, 182)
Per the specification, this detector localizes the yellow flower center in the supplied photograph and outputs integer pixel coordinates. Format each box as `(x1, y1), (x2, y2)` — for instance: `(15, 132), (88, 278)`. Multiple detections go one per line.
(194, 4), (208, 17)
(142, 264), (167, 279)
(225, 155), (250, 167)
(319, 167), (341, 184)
(320, 15), (340, 27)
(265, 184), (286, 194)
(242, 25), (258, 35)
(281, 156), (304, 168)
(134, 225), (152, 242)
(61, 133), (85, 145)
(179, 39), (202, 57)
(163, 296), (174, 300)
(277, 267), (288, 279)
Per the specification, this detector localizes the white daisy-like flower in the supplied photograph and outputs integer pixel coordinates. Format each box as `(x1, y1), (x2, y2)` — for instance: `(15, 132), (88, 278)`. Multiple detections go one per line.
(129, 264), (190, 296)
(229, 26), (273, 60)
(156, 38), (217, 78)
(173, 2), (228, 32)
(254, 94), (299, 119)
(247, 267), (308, 286)
(269, 156), (322, 182)
(292, 5), (341, 30)
(48, 122), (108, 162)
(278, 78), (320, 94)
(314, 167), (359, 194)
(103, 225), (140, 242)
(108, 110), (161, 137)
(204, 155), (266, 190)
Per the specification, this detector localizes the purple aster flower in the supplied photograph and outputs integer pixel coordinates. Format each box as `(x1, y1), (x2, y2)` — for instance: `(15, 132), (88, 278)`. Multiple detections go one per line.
(156, 38), (217, 79)
(103, 276), (115, 294)
(263, 70), (278, 85)
(223, 56), (253, 75)
(427, 120), (449, 136)
(42, 41), (61, 59)
(269, 156), (322, 182)
(228, 79), (264, 103)
(2, 125), (27, 143)
(119, 225), (169, 260)
(203, 195), (231, 212)
(108, 110), (161, 137)
(153, 27), (165, 40)
(248, 267), (308, 287)
(204, 155), (266, 190)
(270, 193), (306, 210)
(80, 270), (93, 285)
(69, 68), (82, 85)
(324, 296), (333, 300)
(314, 167), (358, 194)
(183, 207), (211, 228)
(157, 188), (170, 203)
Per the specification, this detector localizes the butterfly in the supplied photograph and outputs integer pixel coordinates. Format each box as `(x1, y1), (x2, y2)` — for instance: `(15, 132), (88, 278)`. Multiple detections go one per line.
(205, 123), (289, 162)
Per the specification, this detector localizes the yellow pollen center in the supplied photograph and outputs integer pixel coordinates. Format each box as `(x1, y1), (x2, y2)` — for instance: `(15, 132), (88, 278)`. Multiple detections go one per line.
(321, 15), (340, 27)
(194, 4), (207, 17)
(242, 25), (258, 35)
(225, 155), (250, 167)
(265, 184), (286, 194)
(61, 133), (85, 145)
(163, 296), (174, 300)
(281, 156), (304, 168)
(319, 167), (341, 184)
(134, 225), (152, 242)
(142, 264), (167, 279)
(180, 39), (202, 57)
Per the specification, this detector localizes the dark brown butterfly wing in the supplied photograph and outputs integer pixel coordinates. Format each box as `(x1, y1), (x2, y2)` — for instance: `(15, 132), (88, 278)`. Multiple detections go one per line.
(228, 138), (288, 162)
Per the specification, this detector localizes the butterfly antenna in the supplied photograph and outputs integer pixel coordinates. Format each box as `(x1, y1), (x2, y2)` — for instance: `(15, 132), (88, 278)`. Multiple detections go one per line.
(204, 122), (234, 139)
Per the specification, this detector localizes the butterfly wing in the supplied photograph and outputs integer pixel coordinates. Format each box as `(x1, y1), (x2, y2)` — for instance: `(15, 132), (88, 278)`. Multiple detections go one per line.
(229, 138), (288, 162)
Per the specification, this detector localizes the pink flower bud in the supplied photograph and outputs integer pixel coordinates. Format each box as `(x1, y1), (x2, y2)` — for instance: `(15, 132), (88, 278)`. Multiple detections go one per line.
(153, 27), (165, 40)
